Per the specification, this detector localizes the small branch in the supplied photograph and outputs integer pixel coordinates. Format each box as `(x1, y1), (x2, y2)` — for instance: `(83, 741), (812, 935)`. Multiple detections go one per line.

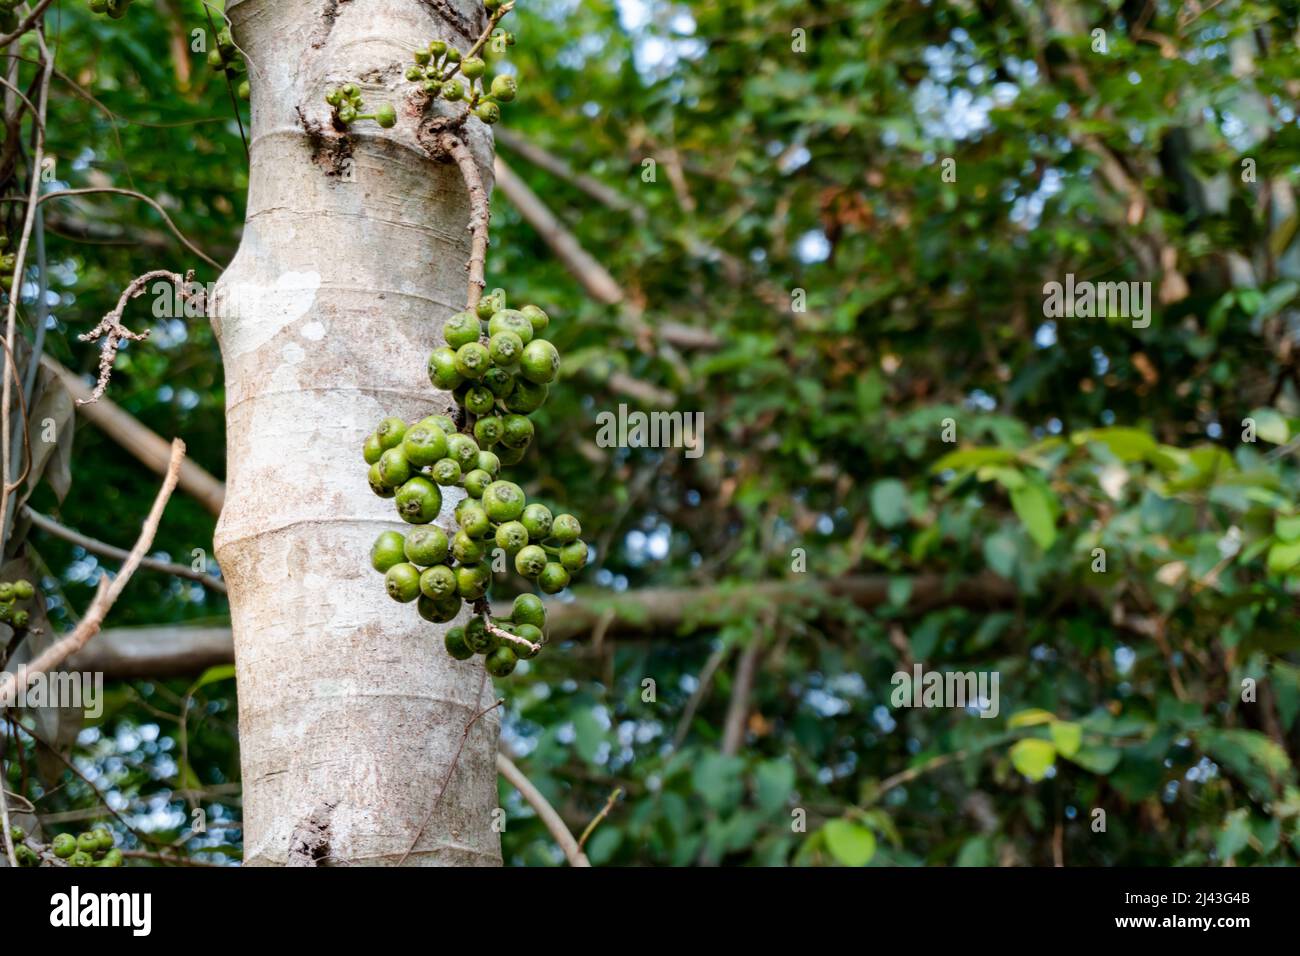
(440, 133), (491, 309)
(0, 0), (56, 48)
(77, 270), (197, 405)
(397, 682), (502, 865)
(496, 752), (591, 867)
(122, 849), (222, 867)
(440, 2), (515, 84)
(721, 633), (765, 756)
(0, 440), (186, 712)
(577, 786), (622, 852)
(24, 507), (226, 593)
(0, 775), (16, 867)
(673, 643), (730, 750)
(32, 187), (222, 271)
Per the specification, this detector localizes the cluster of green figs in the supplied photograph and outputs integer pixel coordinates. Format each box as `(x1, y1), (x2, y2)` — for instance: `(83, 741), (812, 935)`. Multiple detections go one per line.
(363, 294), (586, 677)
(10, 825), (122, 867)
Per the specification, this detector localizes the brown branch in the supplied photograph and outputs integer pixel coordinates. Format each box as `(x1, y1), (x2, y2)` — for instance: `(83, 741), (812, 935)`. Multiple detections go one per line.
(576, 785), (622, 853)
(0, 0), (56, 48)
(440, 133), (491, 310)
(77, 270), (198, 405)
(63, 571), (1024, 679)
(0, 439), (186, 711)
(42, 356), (227, 516)
(496, 751), (592, 867)
(23, 506), (227, 593)
(33, 188), (222, 271)
(721, 634), (764, 756)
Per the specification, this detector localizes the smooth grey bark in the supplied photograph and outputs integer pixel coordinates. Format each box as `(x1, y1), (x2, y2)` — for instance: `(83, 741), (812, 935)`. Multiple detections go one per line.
(214, 0), (500, 866)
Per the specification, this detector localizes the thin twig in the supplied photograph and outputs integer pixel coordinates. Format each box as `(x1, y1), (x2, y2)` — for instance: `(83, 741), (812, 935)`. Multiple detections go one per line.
(76, 269), (197, 405)
(497, 751), (591, 866)
(31, 188), (221, 270)
(0, 439), (187, 711)
(23, 506), (227, 593)
(577, 786), (622, 852)
(397, 682), (502, 865)
(0, 772), (16, 866)
(0, 0), (56, 48)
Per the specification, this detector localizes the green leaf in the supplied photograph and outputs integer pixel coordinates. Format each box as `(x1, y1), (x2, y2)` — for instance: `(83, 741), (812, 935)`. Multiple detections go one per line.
(1249, 407), (1290, 445)
(1049, 720), (1082, 758)
(931, 447), (1017, 473)
(1275, 514), (1300, 543)
(1009, 738), (1056, 781)
(870, 479), (909, 529)
(1266, 540), (1300, 575)
(823, 819), (876, 866)
(1007, 708), (1055, 728)
(754, 759), (795, 814)
(1217, 808), (1251, 863)
(691, 753), (745, 811)
(188, 664), (237, 696)
(1065, 744), (1121, 774)
(1076, 426), (1157, 462)
(572, 707), (605, 764)
(1010, 483), (1057, 549)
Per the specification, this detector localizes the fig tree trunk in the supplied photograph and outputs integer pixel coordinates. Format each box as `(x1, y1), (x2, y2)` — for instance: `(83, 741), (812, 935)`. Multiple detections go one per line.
(213, 0), (500, 866)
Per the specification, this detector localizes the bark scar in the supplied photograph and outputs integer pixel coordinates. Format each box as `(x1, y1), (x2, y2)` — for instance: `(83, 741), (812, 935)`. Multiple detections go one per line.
(286, 800), (336, 866)
(296, 105), (354, 178)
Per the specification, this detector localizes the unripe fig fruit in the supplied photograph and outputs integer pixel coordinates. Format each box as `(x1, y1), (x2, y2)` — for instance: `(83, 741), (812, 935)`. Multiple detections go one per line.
(504, 379), (548, 413)
(447, 433), (481, 470)
(454, 341), (490, 379)
(474, 102), (501, 125)
(421, 414), (458, 435)
(512, 593), (546, 629)
(376, 416), (407, 450)
(465, 385), (495, 416)
(519, 338), (560, 384)
(476, 450), (501, 477)
(500, 414), (534, 449)
(476, 291), (503, 319)
(368, 464), (396, 498)
(494, 521), (529, 554)
(71, 851), (95, 867)
(429, 40), (447, 57)
(520, 304), (548, 333)
(53, 833), (76, 858)
(363, 432), (384, 464)
(77, 831), (100, 853)
(485, 645), (518, 677)
(377, 447), (412, 487)
(561, 540), (589, 571)
(99, 849), (123, 867)
(418, 592), (462, 623)
(464, 616), (492, 653)
(444, 310), (481, 349)
(432, 457), (462, 486)
(488, 330), (523, 366)
(405, 526), (449, 566)
(514, 544), (547, 579)
(445, 46), (461, 62)
(403, 422), (449, 467)
(11, 609), (27, 628)
(463, 468), (493, 499)
(474, 415), (503, 448)
(0, 582), (12, 602)
(406, 66), (423, 81)
(13, 580), (33, 600)
(512, 623), (543, 658)
(551, 513), (582, 543)
(445, 626), (474, 660)
(457, 500), (491, 538)
(371, 530), (407, 572)
(462, 56), (486, 78)
(375, 103), (397, 128)
(496, 443), (527, 465)
(419, 563), (457, 599)
(414, 49), (431, 65)
(482, 366), (515, 398)
(385, 563), (422, 602)
(428, 347), (465, 389)
(395, 476), (442, 524)
(452, 530), (486, 565)
(520, 502), (553, 540)
(483, 480), (526, 522)
(487, 309), (534, 344)
(442, 80), (464, 101)
(538, 562), (571, 594)
(455, 562), (491, 600)
(490, 74), (517, 102)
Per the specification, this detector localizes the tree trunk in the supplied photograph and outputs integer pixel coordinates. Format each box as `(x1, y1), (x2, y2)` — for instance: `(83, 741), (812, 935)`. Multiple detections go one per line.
(213, 0), (500, 866)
